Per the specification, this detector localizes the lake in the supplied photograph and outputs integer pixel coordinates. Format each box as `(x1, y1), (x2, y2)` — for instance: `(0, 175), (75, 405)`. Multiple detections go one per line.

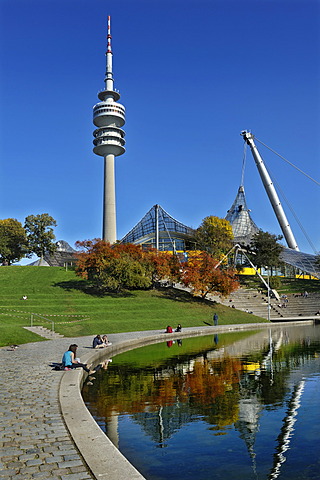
(83, 324), (320, 480)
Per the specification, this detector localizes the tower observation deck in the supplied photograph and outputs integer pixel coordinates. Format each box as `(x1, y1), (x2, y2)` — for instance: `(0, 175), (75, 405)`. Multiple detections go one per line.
(93, 16), (126, 243)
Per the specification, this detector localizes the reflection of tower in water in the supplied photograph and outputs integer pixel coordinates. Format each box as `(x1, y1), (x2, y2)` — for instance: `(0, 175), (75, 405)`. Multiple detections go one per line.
(106, 413), (119, 449)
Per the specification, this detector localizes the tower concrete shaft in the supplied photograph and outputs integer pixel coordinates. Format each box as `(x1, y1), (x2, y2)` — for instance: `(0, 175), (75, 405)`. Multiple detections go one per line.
(93, 16), (125, 243)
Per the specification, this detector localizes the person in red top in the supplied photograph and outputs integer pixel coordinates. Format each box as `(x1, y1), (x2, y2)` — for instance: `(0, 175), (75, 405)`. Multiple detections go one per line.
(166, 325), (173, 333)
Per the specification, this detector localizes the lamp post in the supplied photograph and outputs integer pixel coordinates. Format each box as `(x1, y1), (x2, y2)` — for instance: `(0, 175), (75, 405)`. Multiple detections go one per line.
(266, 266), (271, 322)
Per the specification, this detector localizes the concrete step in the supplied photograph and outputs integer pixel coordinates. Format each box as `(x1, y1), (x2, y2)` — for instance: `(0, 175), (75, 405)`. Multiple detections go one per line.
(173, 283), (319, 320)
(24, 326), (64, 339)
(223, 288), (320, 320)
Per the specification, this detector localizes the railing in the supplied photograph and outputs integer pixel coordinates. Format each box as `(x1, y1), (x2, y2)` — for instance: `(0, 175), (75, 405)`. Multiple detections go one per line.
(30, 313), (55, 333)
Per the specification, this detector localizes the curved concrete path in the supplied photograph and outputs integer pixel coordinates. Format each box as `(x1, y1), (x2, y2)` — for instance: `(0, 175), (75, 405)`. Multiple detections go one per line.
(0, 321), (313, 480)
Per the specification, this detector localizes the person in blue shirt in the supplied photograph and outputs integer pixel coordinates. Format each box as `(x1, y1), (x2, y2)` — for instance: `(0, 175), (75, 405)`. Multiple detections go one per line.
(62, 344), (95, 373)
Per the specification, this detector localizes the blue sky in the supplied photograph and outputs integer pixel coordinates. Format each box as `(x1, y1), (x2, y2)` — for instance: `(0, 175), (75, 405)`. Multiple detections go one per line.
(1, 0), (319, 262)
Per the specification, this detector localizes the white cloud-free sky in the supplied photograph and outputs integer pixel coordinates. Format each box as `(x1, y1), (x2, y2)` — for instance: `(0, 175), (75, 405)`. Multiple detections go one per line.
(1, 0), (319, 260)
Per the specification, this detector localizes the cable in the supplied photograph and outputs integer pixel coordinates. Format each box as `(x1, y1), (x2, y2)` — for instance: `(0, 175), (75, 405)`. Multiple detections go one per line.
(255, 137), (320, 186)
(261, 157), (318, 254)
(240, 142), (247, 187)
(273, 177), (317, 253)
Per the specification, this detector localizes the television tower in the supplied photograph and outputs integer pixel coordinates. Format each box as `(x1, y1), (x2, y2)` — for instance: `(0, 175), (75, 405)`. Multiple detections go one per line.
(93, 16), (126, 243)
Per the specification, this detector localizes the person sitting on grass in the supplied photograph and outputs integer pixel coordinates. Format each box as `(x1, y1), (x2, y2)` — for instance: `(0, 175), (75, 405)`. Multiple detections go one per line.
(62, 344), (96, 374)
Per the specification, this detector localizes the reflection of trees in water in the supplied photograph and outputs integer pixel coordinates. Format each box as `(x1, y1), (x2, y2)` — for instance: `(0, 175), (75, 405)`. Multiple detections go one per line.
(83, 329), (319, 458)
(90, 355), (243, 430)
(131, 404), (192, 447)
(101, 357), (243, 446)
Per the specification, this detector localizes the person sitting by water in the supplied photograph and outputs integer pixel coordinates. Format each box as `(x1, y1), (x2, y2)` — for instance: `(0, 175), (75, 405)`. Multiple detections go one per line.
(93, 335), (107, 349)
(62, 344), (96, 374)
(102, 334), (112, 346)
(175, 324), (182, 332)
(166, 325), (173, 333)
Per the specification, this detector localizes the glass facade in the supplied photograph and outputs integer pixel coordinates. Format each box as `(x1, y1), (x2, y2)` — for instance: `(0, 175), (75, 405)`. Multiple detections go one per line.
(120, 199), (320, 279)
(280, 247), (320, 278)
(225, 185), (260, 245)
(120, 204), (194, 252)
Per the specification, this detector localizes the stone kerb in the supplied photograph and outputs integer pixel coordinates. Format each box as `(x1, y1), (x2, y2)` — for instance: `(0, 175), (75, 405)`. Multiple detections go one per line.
(59, 321), (314, 480)
(59, 370), (145, 480)
(59, 331), (184, 480)
(59, 328), (223, 480)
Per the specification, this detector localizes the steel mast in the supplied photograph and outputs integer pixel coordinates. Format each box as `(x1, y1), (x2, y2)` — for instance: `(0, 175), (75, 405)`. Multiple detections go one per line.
(241, 131), (299, 251)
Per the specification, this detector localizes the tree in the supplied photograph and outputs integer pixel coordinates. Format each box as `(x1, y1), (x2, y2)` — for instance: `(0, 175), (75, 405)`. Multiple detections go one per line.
(75, 240), (180, 293)
(195, 216), (234, 257)
(141, 249), (173, 287)
(249, 230), (284, 273)
(179, 251), (239, 299)
(96, 256), (151, 292)
(75, 240), (152, 292)
(0, 218), (29, 265)
(24, 214), (57, 263)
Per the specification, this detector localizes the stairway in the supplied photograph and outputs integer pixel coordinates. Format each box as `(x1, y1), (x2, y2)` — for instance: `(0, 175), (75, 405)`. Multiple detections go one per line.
(218, 288), (320, 320)
(217, 288), (280, 319)
(24, 326), (64, 339)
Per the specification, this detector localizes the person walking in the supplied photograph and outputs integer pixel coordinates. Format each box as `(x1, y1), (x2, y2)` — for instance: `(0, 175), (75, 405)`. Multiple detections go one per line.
(213, 313), (219, 326)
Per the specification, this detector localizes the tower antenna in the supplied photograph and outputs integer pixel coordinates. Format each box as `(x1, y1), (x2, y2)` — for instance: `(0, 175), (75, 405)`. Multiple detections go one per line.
(105, 15), (114, 91)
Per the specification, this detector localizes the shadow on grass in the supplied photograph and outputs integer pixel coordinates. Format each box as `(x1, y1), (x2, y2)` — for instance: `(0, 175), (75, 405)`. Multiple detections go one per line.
(156, 287), (217, 307)
(53, 280), (134, 298)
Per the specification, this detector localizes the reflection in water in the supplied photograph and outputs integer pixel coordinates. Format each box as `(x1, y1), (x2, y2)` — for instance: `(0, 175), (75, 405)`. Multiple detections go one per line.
(269, 380), (305, 480)
(83, 325), (320, 480)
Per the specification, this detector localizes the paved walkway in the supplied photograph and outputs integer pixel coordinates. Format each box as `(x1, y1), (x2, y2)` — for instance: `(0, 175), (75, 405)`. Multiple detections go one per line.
(0, 335), (96, 480)
(0, 321), (314, 480)
(0, 329), (180, 480)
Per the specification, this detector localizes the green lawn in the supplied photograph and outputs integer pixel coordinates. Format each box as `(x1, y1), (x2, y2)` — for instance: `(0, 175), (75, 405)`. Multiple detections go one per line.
(0, 266), (267, 347)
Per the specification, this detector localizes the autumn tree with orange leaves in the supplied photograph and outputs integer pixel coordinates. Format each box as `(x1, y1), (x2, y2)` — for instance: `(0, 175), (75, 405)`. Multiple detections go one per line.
(75, 239), (178, 293)
(179, 251), (239, 299)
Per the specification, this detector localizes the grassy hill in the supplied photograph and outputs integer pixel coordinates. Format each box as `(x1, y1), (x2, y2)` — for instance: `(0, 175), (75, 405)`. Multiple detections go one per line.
(0, 266), (267, 347)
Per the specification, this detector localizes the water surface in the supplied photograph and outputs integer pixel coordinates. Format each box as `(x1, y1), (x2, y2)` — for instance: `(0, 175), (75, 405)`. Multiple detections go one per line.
(83, 325), (320, 480)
